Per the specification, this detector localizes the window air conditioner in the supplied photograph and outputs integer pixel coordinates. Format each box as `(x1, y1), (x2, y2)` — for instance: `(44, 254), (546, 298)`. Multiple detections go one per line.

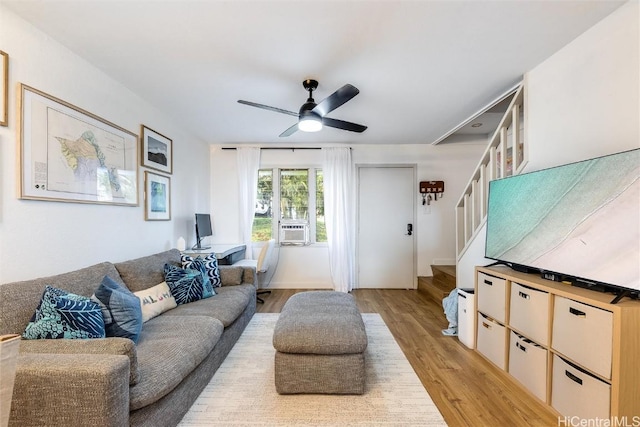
(279, 220), (309, 245)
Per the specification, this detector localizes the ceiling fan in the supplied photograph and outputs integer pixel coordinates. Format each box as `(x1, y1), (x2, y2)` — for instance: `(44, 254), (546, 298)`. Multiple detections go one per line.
(237, 79), (367, 137)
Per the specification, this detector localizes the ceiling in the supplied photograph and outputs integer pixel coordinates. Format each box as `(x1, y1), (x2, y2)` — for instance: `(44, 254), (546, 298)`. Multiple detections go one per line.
(2, 0), (626, 146)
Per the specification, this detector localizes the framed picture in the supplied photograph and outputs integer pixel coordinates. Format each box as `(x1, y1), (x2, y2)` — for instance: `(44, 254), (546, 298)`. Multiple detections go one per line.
(141, 125), (172, 174)
(18, 84), (138, 205)
(1, 51), (8, 127)
(144, 171), (171, 220)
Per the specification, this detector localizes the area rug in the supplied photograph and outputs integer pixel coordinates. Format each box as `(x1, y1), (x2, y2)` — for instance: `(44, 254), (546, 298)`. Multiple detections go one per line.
(178, 313), (447, 426)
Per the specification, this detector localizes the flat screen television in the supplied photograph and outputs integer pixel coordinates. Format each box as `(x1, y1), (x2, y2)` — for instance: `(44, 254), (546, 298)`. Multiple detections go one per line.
(194, 213), (212, 250)
(485, 148), (639, 300)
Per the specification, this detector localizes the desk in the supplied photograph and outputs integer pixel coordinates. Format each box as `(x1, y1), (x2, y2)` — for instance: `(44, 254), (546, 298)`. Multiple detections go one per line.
(183, 244), (246, 265)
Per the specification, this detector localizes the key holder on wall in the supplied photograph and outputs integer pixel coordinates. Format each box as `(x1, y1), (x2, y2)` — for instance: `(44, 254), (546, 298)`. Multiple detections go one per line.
(419, 181), (444, 205)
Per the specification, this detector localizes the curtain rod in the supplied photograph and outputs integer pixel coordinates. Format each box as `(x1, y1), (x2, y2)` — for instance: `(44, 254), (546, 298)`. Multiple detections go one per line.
(221, 147), (351, 151)
(221, 147), (321, 150)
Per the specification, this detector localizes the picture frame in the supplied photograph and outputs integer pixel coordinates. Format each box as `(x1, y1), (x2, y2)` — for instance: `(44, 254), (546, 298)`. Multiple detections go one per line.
(18, 84), (138, 206)
(141, 125), (172, 174)
(144, 171), (171, 220)
(1, 51), (8, 127)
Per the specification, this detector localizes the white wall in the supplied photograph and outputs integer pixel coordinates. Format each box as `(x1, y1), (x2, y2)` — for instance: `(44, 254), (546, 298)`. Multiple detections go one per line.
(456, 0), (639, 288)
(0, 7), (211, 283)
(210, 142), (486, 289)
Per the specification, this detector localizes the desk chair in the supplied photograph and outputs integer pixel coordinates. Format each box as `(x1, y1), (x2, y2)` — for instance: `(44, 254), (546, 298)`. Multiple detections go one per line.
(234, 239), (276, 303)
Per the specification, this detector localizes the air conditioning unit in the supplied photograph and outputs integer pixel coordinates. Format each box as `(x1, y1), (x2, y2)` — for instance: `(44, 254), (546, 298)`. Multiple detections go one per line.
(279, 220), (309, 245)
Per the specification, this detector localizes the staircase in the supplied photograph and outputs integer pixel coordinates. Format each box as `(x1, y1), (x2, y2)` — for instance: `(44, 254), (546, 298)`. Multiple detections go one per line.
(419, 265), (456, 304)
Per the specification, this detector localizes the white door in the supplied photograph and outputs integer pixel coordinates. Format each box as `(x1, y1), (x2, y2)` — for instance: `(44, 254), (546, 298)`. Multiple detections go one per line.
(357, 166), (415, 289)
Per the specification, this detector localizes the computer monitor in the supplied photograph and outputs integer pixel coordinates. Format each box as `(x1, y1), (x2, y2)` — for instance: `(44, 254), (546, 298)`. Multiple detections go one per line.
(194, 213), (212, 250)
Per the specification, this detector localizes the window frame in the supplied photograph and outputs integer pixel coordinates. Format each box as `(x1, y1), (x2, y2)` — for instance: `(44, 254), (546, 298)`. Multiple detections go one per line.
(253, 166), (324, 245)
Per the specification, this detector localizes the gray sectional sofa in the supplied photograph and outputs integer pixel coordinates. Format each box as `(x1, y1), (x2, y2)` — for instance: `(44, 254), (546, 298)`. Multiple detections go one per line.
(0, 249), (257, 427)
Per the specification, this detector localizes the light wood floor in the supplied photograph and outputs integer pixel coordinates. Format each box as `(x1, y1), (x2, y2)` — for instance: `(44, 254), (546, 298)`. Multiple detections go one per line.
(257, 287), (559, 427)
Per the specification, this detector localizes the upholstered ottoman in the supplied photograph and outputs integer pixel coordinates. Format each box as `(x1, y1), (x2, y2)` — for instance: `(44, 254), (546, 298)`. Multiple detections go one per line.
(273, 291), (368, 394)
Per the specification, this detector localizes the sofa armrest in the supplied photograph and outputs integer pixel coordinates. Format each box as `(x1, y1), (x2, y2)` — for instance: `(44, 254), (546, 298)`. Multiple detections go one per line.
(10, 353), (130, 427)
(219, 265), (257, 288)
(19, 337), (139, 385)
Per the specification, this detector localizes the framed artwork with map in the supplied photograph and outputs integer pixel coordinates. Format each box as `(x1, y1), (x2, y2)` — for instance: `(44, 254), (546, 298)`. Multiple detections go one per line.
(141, 125), (172, 174)
(18, 84), (138, 206)
(144, 171), (171, 220)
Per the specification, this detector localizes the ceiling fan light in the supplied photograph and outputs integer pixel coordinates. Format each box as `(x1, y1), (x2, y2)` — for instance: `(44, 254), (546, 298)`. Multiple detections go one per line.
(299, 117), (323, 132)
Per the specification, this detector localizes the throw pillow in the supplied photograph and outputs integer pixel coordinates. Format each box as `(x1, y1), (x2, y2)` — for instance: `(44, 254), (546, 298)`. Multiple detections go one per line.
(91, 275), (143, 344)
(134, 282), (177, 322)
(23, 285), (106, 340)
(163, 263), (215, 305)
(181, 253), (222, 288)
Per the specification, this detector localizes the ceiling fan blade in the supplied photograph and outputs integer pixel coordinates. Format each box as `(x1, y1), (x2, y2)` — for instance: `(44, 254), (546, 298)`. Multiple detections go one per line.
(237, 100), (298, 117)
(312, 84), (359, 117)
(279, 123), (299, 137)
(322, 117), (367, 133)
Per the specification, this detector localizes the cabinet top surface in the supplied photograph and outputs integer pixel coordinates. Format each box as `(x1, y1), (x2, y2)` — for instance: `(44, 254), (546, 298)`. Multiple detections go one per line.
(477, 266), (640, 310)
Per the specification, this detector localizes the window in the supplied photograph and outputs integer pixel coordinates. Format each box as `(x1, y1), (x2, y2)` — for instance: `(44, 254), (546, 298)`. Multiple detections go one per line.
(252, 168), (324, 243)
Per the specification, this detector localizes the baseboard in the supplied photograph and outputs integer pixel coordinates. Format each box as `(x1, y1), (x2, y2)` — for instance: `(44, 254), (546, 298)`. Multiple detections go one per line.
(267, 282), (333, 290)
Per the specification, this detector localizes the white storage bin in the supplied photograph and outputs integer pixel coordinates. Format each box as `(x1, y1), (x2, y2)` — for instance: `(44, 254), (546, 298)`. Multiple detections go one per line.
(508, 331), (547, 401)
(477, 272), (507, 323)
(458, 289), (475, 349)
(476, 312), (506, 369)
(551, 354), (611, 419)
(552, 297), (613, 379)
(509, 282), (550, 346)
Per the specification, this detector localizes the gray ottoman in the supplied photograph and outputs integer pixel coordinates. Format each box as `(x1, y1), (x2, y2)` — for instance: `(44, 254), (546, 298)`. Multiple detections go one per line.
(273, 291), (368, 394)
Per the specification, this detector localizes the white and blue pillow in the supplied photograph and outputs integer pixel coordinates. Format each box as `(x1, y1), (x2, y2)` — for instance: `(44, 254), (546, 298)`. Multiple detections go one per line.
(164, 263), (215, 305)
(23, 285), (106, 340)
(91, 276), (143, 343)
(181, 253), (222, 288)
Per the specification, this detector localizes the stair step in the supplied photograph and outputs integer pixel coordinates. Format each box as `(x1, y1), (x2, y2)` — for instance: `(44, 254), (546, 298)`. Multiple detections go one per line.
(419, 265), (457, 304)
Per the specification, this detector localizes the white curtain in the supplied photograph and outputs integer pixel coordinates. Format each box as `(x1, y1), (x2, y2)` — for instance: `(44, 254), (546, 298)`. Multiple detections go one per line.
(322, 147), (356, 293)
(237, 147), (260, 260)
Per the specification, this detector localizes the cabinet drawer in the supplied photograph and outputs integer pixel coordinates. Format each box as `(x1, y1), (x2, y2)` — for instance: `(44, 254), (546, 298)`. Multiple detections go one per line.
(551, 355), (610, 419)
(552, 297), (613, 379)
(509, 331), (547, 402)
(477, 272), (506, 322)
(510, 282), (550, 345)
(477, 312), (506, 369)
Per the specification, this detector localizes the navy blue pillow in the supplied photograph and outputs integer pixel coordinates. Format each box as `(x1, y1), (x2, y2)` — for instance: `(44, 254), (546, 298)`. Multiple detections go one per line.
(23, 285), (105, 340)
(164, 263), (215, 305)
(91, 275), (143, 344)
(181, 253), (222, 288)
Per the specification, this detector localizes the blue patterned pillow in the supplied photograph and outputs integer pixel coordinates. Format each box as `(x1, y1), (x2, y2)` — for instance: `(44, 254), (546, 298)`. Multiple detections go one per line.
(164, 263), (215, 305)
(23, 285), (106, 340)
(181, 253), (222, 288)
(91, 276), (143, 343)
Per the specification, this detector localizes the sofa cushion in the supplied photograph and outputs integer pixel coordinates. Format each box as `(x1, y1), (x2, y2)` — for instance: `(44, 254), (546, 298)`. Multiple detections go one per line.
(129, 315), (223, 410)
(0, 262), (125, 336)
(182, 253), (222, 288)
(161, 284), (255, 327)
(23, 286), (106, 340)
(219, 266), (244, 286)
(91, 275), (143, 343)
(134, 282), (177, 322)
(114, 249), (181, 292)
(164, 263), (215, 305)
(19, 336), (140, 385)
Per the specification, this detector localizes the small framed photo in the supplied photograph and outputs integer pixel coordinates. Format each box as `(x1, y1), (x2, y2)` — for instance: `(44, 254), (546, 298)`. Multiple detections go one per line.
(144, 171), (171, 221)
(1, 50), (8, 127)
(141, 125), (172, 174)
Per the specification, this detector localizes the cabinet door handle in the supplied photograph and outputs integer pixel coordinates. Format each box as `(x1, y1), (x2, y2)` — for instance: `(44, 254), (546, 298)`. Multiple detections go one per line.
(569, 307), (586, 317)
(518, 291), (530, 300)
(565, 370), (583, 385)
(516, 342), (527, 352)
(482, 322), (491, 329)
(484, 279), (492, 286)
